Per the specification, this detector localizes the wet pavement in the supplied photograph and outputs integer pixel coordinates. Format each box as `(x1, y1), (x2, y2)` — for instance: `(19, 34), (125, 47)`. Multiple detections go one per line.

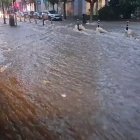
(0, 19), (140, 140)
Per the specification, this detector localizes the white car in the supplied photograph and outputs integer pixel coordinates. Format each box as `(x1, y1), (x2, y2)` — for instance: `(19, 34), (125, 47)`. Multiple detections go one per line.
(42, 10), (62, 21)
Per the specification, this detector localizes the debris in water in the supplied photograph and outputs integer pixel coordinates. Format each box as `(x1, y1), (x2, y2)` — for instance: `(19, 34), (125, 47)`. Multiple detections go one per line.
(0, 63), (11, 73)
(61, 94), (66, 98)
(7, 48), (11, 52)
(43, 80), (51, 85)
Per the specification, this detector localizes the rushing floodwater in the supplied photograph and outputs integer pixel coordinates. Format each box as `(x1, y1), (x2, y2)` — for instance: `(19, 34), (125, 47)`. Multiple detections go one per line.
(0, 19), (140, 140)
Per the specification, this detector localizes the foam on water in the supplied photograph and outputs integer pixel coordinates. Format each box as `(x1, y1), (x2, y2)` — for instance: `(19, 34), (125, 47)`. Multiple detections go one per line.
(0, 50), (5, 64)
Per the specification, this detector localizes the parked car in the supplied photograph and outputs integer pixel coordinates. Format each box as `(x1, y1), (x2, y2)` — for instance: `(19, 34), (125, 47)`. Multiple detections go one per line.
(48, 10), (62, 21)
(42, 10), (62, 21)
(32, 12), (43, 19)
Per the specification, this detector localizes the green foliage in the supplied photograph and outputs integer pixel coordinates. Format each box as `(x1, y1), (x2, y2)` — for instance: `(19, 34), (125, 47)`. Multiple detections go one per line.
(120, 3), (134, 18)
(99, 0), (140, 20)
(0, 0), (12, 7)
(109, 0), (119, 6)
(0, 0), (12, 4)
(118, 0), (140, 18)
(98, 6), (120, 20)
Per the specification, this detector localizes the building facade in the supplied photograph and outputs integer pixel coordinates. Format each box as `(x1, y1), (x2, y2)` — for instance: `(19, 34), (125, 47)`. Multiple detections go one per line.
(32, 0), (108, 17)
(16, 0), (108, 17)
(60, 0), (109, 17)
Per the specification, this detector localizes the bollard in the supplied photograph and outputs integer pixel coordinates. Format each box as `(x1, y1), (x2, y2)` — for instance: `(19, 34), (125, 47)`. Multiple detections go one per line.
(82, 14), (87, 24)
(35, 18), (37, 24)
(19, 16), (22, 22)
(43, 19), (45, 26)
(29, 16), (31, 23)
(34, 16), (37, 24)
(9, 14), (15, 26)
(15, 14), (17, 26)
(97, 20), (100, 28)
(24, 15), (26, 22)
(51, 17), (53, 24)
(126, 21), (129, 31)
(77, 19), (80, 31)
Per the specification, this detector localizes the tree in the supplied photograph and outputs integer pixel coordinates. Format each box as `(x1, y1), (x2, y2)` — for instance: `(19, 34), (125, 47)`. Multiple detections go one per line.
(28, 0), (36, 11)
(48, 0), (59, 10)
(1, 0), (6, 24)
(109, 0), (119, 6)
(0, 0), (12, 7)
(0, 0), (12, 24)
(109, 0), (140, 19)
(85, 0), (97, 21)
(4, 0), (12, 8)
(110, 0), (140, 8)
(119, 0), (140, 18)
(60, 0), (67, 19)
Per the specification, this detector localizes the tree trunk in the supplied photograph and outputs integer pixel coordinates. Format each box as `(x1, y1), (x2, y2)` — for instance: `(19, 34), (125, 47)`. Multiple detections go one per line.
(53, 3), (55, 10)
(72, 0), (74, 18)
(44, 1), (48, 9)
(30, 3), (31, 11)
(34, 2), (36, 11)
(63, 2), (66, 19)
(90, 2), (94, 21)
(96, 1), (98, 15)
(57, 3), (58, 12)
(1, 1), (6, 24)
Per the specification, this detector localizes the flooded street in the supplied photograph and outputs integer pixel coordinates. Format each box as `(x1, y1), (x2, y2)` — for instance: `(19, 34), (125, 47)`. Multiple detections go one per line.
(0, 20), (140, 140)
